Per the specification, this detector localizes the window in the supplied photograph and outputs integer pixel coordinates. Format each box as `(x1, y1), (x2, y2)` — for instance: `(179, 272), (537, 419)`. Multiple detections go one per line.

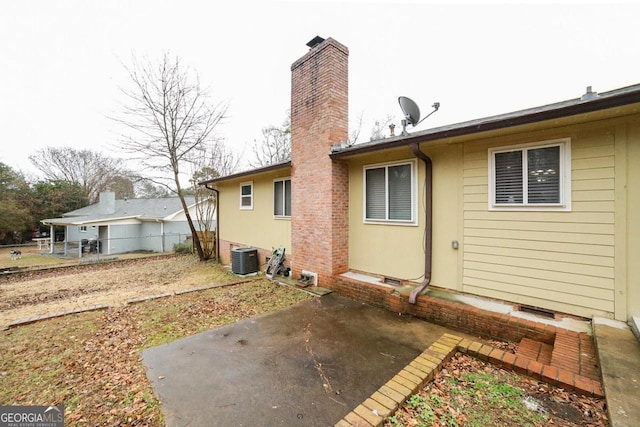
(239, 182), (253, 210)
(79, 225), (87, 232)
(364, 160), (416, 223)
(489, 139), (571, 210)
(273, 178), (291, 218)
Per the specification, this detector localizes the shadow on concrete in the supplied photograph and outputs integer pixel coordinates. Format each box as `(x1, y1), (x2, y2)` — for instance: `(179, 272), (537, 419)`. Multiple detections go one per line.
(142, 293), (462, 426)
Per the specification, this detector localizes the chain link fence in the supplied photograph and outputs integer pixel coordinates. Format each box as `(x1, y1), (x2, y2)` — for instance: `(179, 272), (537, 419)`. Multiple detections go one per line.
(1, 233), (194, 260)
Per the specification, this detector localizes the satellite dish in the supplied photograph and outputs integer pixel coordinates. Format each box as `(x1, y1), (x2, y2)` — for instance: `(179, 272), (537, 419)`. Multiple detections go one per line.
(397, 96), (440, 136)
(398, 96), (421, 126)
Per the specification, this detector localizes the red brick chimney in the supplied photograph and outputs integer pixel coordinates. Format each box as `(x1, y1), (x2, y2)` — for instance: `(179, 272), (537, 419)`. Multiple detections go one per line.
(290, 37), (349, 287)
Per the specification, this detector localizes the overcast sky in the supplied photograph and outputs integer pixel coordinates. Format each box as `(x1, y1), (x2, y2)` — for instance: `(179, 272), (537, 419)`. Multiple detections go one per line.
(2, 1), (639, 179)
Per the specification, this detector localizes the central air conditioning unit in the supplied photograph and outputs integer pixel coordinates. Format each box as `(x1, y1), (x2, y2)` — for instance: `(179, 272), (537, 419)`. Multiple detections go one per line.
(231, 247), (259, 275)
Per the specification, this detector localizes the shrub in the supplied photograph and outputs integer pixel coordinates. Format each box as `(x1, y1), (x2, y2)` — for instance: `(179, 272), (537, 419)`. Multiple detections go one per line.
(173, 242), (192, 254)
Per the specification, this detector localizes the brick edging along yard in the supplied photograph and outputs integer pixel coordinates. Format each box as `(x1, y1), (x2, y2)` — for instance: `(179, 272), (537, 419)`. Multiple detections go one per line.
(336, 333), (603, 427)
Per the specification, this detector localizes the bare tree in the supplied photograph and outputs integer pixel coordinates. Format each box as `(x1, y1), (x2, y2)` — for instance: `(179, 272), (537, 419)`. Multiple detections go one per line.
(106, 175), (136, 200)
(112, 52), (227, 261)
(369, 115), (394, 141)
(135, 181), (172, 198)
(192, 182), (217, 260)
(29, 147), (126, 203)
(249, 115), (291, 168)
(199, 139), (240, 178)
(347, 111), (365, 145)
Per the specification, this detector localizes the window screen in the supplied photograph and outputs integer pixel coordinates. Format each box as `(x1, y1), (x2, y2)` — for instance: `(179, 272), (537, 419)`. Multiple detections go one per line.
(365, 162), (413, 222)
(492, 141), (566, 208)
(274, 178), (291, 217)
(240, 183), (252, 209)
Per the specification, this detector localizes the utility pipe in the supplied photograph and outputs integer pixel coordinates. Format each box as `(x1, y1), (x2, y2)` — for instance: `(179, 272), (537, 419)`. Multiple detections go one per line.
(410, 142), (432, 304)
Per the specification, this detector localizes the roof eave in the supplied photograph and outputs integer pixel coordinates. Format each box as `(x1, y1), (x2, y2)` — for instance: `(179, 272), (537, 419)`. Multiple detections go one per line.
(198, 161), (292, 186)
(41, 215), (142, 226)
(330, 85), (640, 159)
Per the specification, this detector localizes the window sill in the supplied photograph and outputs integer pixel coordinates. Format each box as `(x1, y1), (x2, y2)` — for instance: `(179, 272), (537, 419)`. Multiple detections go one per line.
(363, 220), (418, 226)
(489, 204), (571, 212)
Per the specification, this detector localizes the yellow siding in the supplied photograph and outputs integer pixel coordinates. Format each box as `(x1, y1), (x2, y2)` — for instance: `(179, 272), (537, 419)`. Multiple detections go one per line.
(624, 120), (640, 318)
(462, 124), (618, 318)
(217, 169), (292, 256)
(346, 115), (636, 320)
(347, 145), (461, 288)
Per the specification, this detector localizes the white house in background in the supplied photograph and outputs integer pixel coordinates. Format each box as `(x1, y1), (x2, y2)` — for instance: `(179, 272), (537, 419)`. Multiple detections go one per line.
(41, 192), (213, 257)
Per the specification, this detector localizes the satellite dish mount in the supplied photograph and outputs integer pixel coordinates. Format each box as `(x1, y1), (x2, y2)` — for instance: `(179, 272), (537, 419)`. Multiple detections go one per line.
(398, 96), (440, 136)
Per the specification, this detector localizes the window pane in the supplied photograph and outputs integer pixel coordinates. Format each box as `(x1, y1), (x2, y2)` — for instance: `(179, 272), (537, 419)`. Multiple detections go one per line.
(388, 164), (412, 220)
(527, 146), (560, 204)
(240, 184), (252, 208)
(274, 181), (283, 215)
(284, 179), (291, 216)
(365, 168), (386, 219)
(495, 151), (523, 204)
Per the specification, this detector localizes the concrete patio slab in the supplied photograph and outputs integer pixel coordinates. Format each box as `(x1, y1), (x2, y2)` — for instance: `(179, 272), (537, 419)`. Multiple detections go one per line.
(142, 293), (464, 426)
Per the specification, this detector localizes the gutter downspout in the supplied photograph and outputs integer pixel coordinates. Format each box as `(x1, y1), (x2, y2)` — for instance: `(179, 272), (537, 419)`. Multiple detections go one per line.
(204, 184), (220, 261)
(410, 142), (432, 304)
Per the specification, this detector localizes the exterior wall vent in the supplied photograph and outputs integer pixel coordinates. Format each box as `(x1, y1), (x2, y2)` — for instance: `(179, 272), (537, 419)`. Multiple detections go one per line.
(518, 304), (555, 319)
(383, 277), (402, 287)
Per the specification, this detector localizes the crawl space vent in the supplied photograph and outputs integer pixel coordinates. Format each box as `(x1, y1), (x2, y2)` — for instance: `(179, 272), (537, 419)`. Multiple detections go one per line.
(383, 277), (402, 287)
(519, 304), (555, 319)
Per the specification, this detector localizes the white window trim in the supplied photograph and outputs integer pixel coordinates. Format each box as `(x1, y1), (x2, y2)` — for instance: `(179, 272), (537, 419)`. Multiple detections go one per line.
(239, 181), (253, 210)
(488, 138), (572, 211)
(79, 225), (87, 232)
(273, 177), (291, 219)
(363, 159), (418, 226)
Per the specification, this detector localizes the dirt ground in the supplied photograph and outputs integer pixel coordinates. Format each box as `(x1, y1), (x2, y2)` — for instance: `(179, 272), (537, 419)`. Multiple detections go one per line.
(0, 249), (226, 327)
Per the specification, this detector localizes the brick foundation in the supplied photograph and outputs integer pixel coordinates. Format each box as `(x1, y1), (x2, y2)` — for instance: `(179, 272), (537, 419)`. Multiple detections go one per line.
(332, 275), (559, 345)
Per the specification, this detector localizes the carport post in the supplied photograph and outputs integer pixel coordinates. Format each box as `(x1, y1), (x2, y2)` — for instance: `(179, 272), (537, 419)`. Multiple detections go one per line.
(48, 225), (54, 254)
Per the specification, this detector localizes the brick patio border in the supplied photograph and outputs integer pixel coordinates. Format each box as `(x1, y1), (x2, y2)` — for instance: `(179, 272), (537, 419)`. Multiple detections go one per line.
(335, 333), (604, 427)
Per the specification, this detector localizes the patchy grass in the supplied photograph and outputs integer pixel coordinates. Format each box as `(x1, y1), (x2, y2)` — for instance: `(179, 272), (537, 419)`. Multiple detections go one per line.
(0, 254), (246, 326)
(0, 269), (311, 426)
(0, 245), (73, 269)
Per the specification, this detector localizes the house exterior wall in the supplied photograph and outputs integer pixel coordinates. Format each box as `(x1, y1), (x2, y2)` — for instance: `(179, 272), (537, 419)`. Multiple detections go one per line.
(68, 220), (191, 254)
(108, 224), (143, 253)
(66, 225), (93, 243)
(459, 116), (639, 320)
(346, 113), (639, 321)
(199, 36), (638, 322)
(216, 170), (292, 267)
(163, 220), (193, 250)
(347, 145), (461, 289)
(624, 118), (640, 319)
(139, 222), (162, 251)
